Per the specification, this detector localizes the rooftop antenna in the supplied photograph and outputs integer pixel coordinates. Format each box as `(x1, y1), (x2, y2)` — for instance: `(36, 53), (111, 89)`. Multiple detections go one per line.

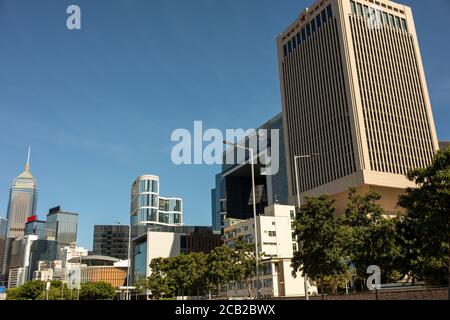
(25, 146), (31, 171)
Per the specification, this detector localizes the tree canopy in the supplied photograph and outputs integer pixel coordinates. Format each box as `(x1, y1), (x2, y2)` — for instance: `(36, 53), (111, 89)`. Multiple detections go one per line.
(397, 148), (450, 285)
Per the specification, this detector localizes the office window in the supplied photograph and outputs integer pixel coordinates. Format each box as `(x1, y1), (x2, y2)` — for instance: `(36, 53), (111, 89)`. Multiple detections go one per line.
(363, 5), (369, 18)
(394, 16), (401, 29)
(356, 3), (363, 16)
(401, 18), (408, 32)
(350, 1), (356, 14)
(292, 36), (297, 49)
(388, 14), (394, 27)
(311, 19), (316, 33)
(287, 40), (292, 53)
(382, 12), (388, 25)
(327, 4), (332, 19)
(321, 9), (327, 24)
(316, 15), (321, 29)
(301, 28), (306, 41)
(296, 32), (301, 46)
(375, 9), (382, 25)
(306, 24), (311, 37)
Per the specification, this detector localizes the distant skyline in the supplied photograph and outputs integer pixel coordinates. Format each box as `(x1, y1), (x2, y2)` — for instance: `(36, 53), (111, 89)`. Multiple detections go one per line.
(0, 0), (449, 250)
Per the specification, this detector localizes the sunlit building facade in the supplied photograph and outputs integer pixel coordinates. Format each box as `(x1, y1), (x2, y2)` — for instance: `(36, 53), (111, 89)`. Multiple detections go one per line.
(277, 0), (439, 213)
(1, 152), (38, 281)
(45, 206), (78, 250)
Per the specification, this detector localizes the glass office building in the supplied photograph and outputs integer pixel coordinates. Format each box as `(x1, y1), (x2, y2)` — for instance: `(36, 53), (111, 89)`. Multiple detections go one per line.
(5, 160), (38, 239)
(211, 113), (289, 233)
(29, 239), (58, 279)
(24, 215), (46, 240)
(92, 225), (129, 260)
(45, 206), (78, 250)
(133, 241), (147, 283)
(2, 154), (38, 281)
(130, 175), (183, 233)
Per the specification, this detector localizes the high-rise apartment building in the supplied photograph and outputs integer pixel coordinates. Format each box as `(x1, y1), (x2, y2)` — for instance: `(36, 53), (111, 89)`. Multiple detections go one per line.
(1, 149), (38, 280)
(45, 206), (78, 250)
(277, 0), (439, 213)
(130, 175), (182, 235)
(92, 225), (129, 260)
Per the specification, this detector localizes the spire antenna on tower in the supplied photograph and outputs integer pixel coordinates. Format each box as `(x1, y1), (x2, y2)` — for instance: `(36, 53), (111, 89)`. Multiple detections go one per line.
(25, 146), (31, 171)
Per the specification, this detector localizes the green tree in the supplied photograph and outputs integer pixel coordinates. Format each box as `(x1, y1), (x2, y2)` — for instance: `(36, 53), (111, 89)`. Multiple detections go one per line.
(147, 257), (176, 299)
(183, 252), (208, 297)
(6, 281), (46, 300)
(231, 237), (264, 298)
(340, 188), (401, 285)
(79, 282), (115, 300)
(397, 148), (450, 286)
(5, 287), (22, 300)
(291, 194), (348, 298)
(206, 245), (236, 297)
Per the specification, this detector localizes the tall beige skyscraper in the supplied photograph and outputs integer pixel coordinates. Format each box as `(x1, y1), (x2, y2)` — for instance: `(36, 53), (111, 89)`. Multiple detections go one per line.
(277, 0), (439, 213)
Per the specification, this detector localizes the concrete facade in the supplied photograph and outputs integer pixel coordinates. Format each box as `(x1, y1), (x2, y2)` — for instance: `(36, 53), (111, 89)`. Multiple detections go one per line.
(277, 0), (439, 213)
(222, 205), (317, 298)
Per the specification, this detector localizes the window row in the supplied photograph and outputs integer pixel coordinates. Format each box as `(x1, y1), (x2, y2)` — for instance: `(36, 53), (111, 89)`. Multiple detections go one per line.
(159, 198), (182, 212)
(283, 4), (333, 57)
(139, 194), (158, 207)
(350, 0), (408, 32)
(138, 179), (158, 193)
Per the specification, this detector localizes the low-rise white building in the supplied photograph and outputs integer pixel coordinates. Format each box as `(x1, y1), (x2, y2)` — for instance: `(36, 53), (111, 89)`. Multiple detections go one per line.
(7, 267), (27, 288)
(222, 204), (317, 298)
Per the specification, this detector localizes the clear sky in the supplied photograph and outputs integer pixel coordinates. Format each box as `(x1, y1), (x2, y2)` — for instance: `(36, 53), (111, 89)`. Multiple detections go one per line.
(0, 0), (449, 250)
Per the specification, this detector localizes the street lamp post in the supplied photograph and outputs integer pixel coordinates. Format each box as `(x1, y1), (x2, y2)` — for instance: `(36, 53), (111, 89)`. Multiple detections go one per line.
(77, 254), (81, 300)
(115, 222), (132, 300)
(223, 140), (260, 299)
(293, 153), (319, 301)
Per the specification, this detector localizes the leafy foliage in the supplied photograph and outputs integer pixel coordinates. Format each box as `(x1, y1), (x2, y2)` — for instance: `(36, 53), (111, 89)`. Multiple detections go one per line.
(397, 148), (450, 285)
(6, 281), (45, 300)
(137, 239), (261, 299)
(291, 194), (349, 297)
(6, 280), (76, 300)
(79, 282), (115, 300)
(340, 188), (402, 283)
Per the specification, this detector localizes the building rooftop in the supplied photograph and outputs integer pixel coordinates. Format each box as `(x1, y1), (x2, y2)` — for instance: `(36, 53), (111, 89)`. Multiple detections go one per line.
(67, 255), (120, 266)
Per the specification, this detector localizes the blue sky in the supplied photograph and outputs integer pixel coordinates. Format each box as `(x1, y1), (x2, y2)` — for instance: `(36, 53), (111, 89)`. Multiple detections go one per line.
(0, 0), (449, 249)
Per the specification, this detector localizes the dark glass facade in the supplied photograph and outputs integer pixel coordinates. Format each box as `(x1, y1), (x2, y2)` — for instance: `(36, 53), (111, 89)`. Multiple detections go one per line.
(45, 206), (78, 249)
(133, 241), (147, 283)
(25, 219), (46, 240)
(92, 225), (129, 260)
(29, 240), (58, 279)
(211, 113), (289, 232)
